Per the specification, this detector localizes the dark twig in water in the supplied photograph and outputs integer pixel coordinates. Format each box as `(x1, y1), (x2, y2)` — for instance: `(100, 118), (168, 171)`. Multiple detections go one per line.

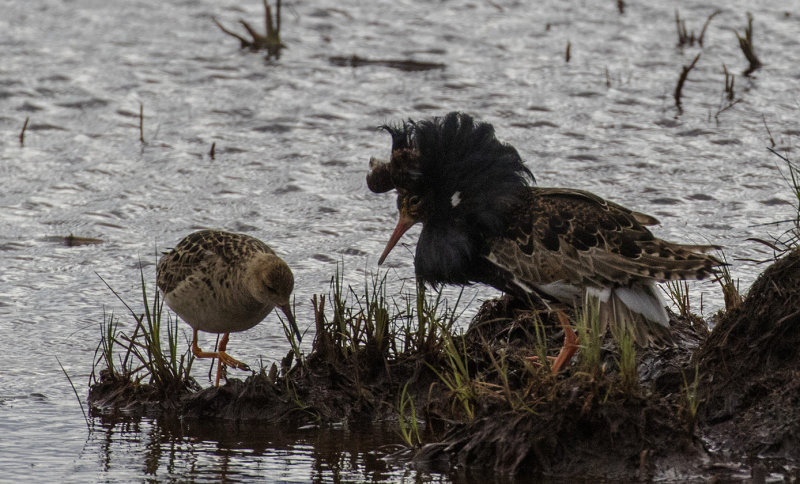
(210, 142), (216, 160)
(675, 10), (694, 47)
(712, 65), (741, 122)
(674, 53), (701, 114)
(139, 103), (144, 143)
(64, 233), (104, 246)
(329, 55), (445, 72)
(697, 10), (721, 47)
(213, 18), (250, 46)
(713, 99), (742, 122)
(214, 0), (285, 59)
(736, 12), (762, 76)
(565, 41), (571, 63)
(617, 0), (625, 15)
(676, 9), (721, 47)
(723, 64), (735, 101)
(19, 117), (29, 147)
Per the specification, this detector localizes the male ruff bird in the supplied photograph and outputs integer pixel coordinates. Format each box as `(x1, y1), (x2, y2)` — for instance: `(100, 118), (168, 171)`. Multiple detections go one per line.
(157, 229), (300, 386)
(368, 112), (722, 373)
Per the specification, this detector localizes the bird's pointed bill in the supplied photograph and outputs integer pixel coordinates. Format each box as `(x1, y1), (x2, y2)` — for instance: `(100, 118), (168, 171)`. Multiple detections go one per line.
(279, 303), (302, 342)
(378, 214), (416, 265)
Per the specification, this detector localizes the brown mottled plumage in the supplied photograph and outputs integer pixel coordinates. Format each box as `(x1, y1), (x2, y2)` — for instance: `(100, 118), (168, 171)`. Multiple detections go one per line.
(157, 230), (299, 386)
(485, 187), (720, 345)
(369, 112), (723, 371)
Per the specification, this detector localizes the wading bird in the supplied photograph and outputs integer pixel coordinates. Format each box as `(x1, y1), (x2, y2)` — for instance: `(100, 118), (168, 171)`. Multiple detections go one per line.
(367, 112), (721, 373)
(157, 229), (300, 386)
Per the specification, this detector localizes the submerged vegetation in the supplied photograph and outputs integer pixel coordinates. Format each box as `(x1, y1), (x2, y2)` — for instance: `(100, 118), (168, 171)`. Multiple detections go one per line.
(673, 53), (701, 114)
(736, 12), (762, 76)
(214, 0), (285, 59)
(667, 10), (766, 118)
(674, 9), (721, 47)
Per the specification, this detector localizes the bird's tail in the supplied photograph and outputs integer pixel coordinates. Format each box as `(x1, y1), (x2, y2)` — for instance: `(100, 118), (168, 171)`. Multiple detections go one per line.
(586, 283), (671, 346)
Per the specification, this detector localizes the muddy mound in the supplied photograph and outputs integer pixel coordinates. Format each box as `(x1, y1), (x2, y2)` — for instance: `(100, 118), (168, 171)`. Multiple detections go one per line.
(698, 249), (800, 458)
(89, 254), (800, 481)
(90, 291), (716, 480)
(89, 369), (199, 416)
(414, 386), (705, 480)
(409, 299), (709, 480)
(91, 344), (444, 427)
(179, 373), (298, 421)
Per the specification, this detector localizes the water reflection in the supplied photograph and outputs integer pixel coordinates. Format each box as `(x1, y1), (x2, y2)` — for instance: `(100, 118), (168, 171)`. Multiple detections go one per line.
(87, 411), (586, 482)
(89, 412), (419, 482)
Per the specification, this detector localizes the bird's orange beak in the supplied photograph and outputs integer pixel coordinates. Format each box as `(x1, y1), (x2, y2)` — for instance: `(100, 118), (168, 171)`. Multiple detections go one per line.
(378, 214), (416, 265)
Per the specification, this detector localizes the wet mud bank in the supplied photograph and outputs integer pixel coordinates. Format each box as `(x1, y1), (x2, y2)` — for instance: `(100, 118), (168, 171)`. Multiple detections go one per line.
(697, 249), (800, 464)
(89, 250), (800, 481)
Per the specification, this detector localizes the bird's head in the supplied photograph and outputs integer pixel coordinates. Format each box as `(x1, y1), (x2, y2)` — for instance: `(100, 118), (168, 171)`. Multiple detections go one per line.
(377, 188), (428, 264)
(247, 254), (301, 341)
(369, 112), (534, 276)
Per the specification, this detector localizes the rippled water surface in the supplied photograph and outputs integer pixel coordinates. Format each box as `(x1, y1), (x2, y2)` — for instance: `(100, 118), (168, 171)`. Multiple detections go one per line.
(2, 0), (799, 481)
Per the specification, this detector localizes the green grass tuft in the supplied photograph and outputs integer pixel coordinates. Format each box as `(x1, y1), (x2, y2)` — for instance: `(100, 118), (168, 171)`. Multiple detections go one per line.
(576, 295), (604, 375)
(613, 323), (638, 393)
(429, 329), (476, 421)
(92, 263), (196, 394)
(397, 381), (422, 447)
(663, 280), (691, 318)
(680, 364), (701, 432)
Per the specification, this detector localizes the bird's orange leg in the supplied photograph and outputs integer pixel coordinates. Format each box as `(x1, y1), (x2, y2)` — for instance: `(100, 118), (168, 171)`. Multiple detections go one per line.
(550, 311), (579, 375)
(216, 333), (250, 370)
(191, 328), (216, 359)
(526, 311), (580, 374)
(190, 329), (250, 386)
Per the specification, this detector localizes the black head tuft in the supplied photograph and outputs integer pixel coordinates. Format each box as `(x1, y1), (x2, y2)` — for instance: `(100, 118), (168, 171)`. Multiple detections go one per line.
(380, 112), (535, 284)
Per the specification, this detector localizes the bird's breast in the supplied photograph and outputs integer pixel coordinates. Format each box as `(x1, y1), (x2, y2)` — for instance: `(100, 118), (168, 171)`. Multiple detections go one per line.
(163, 274), (273, 334)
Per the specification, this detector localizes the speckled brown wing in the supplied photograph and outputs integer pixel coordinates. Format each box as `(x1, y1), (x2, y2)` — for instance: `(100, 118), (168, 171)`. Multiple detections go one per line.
(486, 187), (721, 294)
(156, 230), (275, 295)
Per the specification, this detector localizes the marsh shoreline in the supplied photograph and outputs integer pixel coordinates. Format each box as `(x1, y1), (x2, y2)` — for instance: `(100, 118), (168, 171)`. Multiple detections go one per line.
(89, 250), (800, 482)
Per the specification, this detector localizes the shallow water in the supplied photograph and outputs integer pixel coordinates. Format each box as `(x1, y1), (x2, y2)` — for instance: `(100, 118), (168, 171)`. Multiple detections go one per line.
(1, 0), (798, 481)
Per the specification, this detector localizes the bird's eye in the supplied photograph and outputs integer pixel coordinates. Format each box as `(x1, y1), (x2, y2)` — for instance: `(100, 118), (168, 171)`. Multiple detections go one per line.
(408, 195), (421, 208)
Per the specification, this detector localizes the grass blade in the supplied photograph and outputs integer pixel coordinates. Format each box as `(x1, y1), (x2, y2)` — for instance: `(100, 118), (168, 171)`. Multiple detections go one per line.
(56, 355), (90, 430)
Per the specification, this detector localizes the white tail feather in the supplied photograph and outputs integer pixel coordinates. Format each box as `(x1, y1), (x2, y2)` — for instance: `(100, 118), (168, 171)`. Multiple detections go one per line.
(535, 280), (671, 345)
(613, 284), (669, 326)
(586, 286), (612, 303)
(595, 286), (671, 346)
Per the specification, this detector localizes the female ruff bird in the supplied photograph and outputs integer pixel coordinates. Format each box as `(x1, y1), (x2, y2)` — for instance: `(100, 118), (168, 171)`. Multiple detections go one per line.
(157, 229), (300, 386)
(367, 112), (722, 373)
